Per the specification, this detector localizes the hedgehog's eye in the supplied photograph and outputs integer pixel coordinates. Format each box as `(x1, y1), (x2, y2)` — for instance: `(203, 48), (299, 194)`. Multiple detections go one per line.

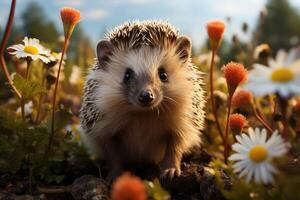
(124, 68), (134, 83)
(158, 68), (168, 82)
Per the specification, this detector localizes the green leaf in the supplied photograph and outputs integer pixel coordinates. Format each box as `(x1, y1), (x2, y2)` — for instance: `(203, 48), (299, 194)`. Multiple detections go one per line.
(145, 178), (170, 200)
(45, 105), (73, 132)
(13, 74), (46, 100)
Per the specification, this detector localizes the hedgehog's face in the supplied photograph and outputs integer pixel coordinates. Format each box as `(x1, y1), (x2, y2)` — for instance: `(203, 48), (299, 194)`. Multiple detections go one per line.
(95, 36), (192, 112)
(121, 66), (164, 108)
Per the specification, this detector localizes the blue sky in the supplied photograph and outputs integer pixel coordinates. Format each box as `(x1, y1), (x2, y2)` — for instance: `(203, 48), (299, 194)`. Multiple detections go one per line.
(1, 0), (300, 48)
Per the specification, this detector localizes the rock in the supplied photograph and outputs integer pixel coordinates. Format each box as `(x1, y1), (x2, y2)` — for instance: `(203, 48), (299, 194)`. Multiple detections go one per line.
(0, 192), (16, 200)
(71, 175), (110, 200)
(199, 171), (225, 200)
(160, 163), (228, 200)
(15, 195), (34, 200)
(161, 163), (203, 194)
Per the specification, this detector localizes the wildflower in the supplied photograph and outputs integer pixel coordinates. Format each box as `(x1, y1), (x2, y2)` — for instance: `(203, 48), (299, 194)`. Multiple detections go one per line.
(229, 128), (289, 184)
(254, 44), (270, 60)
(16, 101), (33, 117)
(60, 7), (81, 39)
(46, 74), (56, 89)
(292, 98), (300, 115)
(69, 66), (81, 85)
(65, 124), (86, 145)
(111, 173), (147, 200)
(242, 22), (248, 34)
(216, 77), (227, 92)
(213, 90), (227, 109)
(206, 20), (226, 50)
(245, 48), (300, 98)
(49, 52), (63, 62)
(207, 20), (226, 143)
(7, 37), (51, 63)
(231, 89), (253, 108)
(229, 113), (247, 134)
(47, 7), (81, 156)
(47, 52), (65, 68)
(222, 62), (248, 96)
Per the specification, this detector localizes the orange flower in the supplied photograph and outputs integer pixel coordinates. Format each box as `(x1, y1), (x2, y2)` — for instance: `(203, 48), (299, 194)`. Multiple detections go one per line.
(231, 89), (253, 108)
(206, 20), (226, 50)
(222, 62), (248, 96)
(292, 98), (300, 115)
(229, 113), (247, 134)
(111, 173), (147, 200)
(60, 7), (81, 39)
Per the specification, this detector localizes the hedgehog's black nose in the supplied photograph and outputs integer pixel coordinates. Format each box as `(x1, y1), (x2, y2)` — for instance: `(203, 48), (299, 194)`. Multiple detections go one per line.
(138, 90), (154, 105)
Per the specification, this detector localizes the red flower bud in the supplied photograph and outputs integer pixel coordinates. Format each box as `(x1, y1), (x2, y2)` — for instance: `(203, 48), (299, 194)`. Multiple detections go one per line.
(111, 173), (147, 200)
(229, 113), (247, 134)
(222, 62), (248, 96)
(206, 20), (226, 50)
(231, 89), (253, 108)
(60, 7), (81, 39)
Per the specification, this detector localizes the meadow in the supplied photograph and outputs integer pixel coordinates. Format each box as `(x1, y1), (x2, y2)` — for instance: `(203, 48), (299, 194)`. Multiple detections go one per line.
(0, 0), (300, 199)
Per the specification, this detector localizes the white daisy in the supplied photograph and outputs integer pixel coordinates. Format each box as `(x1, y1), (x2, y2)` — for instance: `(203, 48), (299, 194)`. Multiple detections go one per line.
(16, 101), (33, 117)
(48, 52), (66, 63)
(69, 66), (81, 85)
(229, 127), (289, 184)
(245, 48), (300, 97)
(8, 37), (51, 63)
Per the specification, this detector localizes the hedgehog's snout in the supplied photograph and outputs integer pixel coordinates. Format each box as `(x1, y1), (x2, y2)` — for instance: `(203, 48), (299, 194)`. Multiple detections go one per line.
(138, 89), (155, 106)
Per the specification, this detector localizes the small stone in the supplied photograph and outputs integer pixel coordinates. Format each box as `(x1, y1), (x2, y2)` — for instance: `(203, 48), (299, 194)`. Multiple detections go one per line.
(71, 175), (109, 200)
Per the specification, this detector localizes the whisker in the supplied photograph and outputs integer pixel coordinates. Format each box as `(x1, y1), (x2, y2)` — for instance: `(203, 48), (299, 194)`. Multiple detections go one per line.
(156, 107), (160, 117)
(160, 102), (170, 113)
(164, 96), (178, 104)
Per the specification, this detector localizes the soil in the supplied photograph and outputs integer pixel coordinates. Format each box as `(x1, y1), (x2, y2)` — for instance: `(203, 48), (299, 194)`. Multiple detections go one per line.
(0, 149), (230, 200)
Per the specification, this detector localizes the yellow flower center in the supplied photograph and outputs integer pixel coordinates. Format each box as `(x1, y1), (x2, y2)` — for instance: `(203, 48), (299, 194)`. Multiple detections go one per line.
(249, 145), (268, 163)
(51, 52), (59, 57)
(271, 68), (294, 83)
(24, 45), (39, 55)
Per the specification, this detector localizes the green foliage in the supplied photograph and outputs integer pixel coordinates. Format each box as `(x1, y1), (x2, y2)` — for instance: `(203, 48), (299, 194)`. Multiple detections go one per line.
(13, 74), (46, 100)
(0, 105), (81, 184)
(211, 159), (300, 200)
(145, 178), (170, 200)
(256, 0), (300, 52)
(21, 2), (59, 45)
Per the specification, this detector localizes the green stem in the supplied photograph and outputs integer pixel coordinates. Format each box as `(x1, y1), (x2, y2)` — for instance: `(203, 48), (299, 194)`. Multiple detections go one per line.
(254, 98), (268, 123)
(224, 95), (232, 164)
(46, 38), (68, 156)
(278, 97), (289, 140)
(252, 104), (274, 135)
(0, 0), (22, 99)
(20, 98), (25, 120)
(209, 49), (225, 142)
(35, 67), (47, 123)
(26, 58), (32, 80)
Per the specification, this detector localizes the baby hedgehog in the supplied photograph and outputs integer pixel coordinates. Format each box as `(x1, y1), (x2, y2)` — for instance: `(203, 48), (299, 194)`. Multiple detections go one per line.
(80, 20), (205, 180)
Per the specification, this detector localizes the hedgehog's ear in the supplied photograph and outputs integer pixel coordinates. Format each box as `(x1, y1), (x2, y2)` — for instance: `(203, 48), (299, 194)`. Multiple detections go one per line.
(96, 40), (114, 68)
(176, 36), (191, 63)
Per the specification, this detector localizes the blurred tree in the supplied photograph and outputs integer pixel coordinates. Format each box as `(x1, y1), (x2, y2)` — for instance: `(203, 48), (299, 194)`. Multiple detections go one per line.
(254, 0), (300, 52)
(21, 2), (59, 46)
(64, 25), (94, 79)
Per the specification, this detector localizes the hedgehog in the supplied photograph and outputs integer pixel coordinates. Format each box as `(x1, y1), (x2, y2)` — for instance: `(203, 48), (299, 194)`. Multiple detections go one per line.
(80, 20), (205, 181)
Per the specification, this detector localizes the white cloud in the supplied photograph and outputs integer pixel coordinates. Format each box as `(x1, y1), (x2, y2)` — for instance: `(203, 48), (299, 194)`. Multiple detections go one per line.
(83, 9), (109, 20)
(210, 0), (266, 16)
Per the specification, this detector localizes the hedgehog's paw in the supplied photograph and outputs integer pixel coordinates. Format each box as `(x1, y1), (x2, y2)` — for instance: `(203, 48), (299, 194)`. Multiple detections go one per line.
(160, 167), (181, 180)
